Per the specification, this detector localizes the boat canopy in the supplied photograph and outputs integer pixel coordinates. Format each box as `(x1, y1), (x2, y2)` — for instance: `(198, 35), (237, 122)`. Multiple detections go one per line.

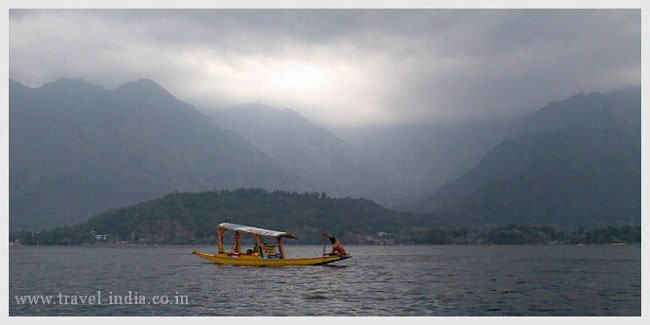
(218, 223), (297, 239)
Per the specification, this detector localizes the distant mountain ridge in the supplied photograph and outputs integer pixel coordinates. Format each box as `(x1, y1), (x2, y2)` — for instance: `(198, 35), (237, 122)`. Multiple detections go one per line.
(210, 104), (522, 209)
(420, 88), (640, 229)
(333, 118), (520, 209)
(206, 104), (394, 202)
(9, 78), (297, 230)
(10, 76), (640, 231)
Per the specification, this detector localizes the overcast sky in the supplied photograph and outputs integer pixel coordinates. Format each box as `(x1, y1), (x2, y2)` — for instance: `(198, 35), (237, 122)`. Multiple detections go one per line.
(9, 9), (640, 126)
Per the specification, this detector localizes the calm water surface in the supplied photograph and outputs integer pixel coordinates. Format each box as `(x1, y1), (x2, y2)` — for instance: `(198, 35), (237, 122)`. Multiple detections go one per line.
(9, 245), (640, 316)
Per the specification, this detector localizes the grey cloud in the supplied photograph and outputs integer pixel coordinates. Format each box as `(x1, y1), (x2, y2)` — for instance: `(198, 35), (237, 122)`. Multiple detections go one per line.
(9, 9), (640, 126)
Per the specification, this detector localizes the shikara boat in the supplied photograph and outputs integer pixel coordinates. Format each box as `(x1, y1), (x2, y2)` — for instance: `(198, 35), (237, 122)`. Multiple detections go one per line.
(192, 223), (351, 266)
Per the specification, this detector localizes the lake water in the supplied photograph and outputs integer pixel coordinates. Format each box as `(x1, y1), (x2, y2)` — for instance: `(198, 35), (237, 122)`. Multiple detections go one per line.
(9, 245), (640, 316)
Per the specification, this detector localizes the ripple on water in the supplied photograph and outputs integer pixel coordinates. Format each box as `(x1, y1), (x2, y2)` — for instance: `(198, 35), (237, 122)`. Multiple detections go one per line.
(9, 245), (641, 316)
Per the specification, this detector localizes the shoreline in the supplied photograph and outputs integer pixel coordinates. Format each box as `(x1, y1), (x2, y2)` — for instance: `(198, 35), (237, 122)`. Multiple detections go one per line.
(8, 242), (639, 248)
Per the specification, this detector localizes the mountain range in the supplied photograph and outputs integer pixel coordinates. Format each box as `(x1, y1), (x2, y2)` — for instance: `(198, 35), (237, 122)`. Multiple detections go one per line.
(9, 78), (297, 230)
(421, 89), (640, 229)
(205, 104), (395, 202)
(9, 77), (640, 231)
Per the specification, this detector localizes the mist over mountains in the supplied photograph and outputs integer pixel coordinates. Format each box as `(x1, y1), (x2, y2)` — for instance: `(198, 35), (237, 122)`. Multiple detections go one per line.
(9, 78), (298, 230)
(208, 106), (520, 209)
(332, 118), (520, 208)
(206, 104), (397, 204)
(421, 88), (641, 229)
(9, 77), (640, 232)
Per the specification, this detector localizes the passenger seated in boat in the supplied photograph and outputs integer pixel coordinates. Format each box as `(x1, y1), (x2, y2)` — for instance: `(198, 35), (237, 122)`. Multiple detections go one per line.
(250, 242), (262, 257)
(322, 232), (347, 256)
(245, 249), (254, 255)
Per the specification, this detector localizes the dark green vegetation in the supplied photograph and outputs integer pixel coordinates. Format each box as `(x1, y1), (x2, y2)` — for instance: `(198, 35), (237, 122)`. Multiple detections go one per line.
(481, 224), (641, 245)
(10, 188), (413, 245)
(9, 189), (640, 246)
(378, 224), (640, 245)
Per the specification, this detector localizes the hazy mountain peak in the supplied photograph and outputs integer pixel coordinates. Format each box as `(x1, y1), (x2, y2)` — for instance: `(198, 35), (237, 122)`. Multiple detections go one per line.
(9, 78), (25, 87)
(10, 77), (296, 230)
(217, 104), (310, 126)
(522, 90), (610, 133)
(9, 78), (29, 92)
(418, 88), (640, 229)
(116, 78), (174, 99)
(280, 107), (298, 115)
(37, 77), (106, 92)
(23, 78), (107, 100)
(53, 77), (92, 84)
(543, 91), (604, 109)
(128, 78), (161, 88)
(225, 103), (281, 114)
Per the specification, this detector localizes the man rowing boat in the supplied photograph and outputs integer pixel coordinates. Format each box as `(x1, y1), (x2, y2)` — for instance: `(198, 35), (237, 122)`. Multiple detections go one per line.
(322, 232), (347, 256)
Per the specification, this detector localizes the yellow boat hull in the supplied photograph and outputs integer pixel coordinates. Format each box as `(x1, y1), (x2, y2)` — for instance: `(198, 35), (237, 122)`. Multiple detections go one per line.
(192, 250), (350, 266)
